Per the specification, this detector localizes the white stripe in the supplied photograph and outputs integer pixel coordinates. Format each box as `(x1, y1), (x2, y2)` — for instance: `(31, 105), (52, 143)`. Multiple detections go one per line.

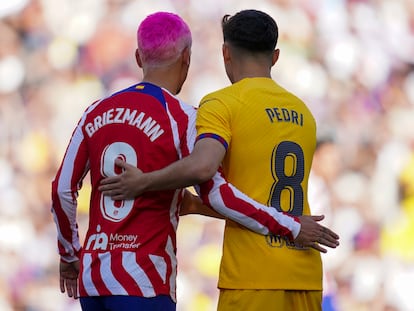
(224, 182), (299, 234)
(206, 174), (300, 237)
(165, 236), (177, 301)
(149, 254), (167, 284)
(51, 209), (79, 261)
(176, 100), (197, 157)
(183, 105), (197, 153)
(82, 253), (99, 296)
(206, 181), (268, 234)
(170, 190), (180, 231)
(122, 251), (156, 297)
(165, 103), (182, 159)
(162, 90), (197, 159)
(167, 191), (178, 301)
(55, 128), (84, 255)
(98, 252), (128, 295)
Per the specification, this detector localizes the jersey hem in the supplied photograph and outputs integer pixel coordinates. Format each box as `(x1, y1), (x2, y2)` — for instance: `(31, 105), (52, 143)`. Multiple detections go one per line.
(217, 283), (322, 291)
(80, 290), (177, 303)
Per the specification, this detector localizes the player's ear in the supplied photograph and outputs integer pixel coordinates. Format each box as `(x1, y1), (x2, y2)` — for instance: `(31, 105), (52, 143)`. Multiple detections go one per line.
(181, 46), (191, 66)
(271, 49), (280, 66)
(135, 49), (143, 68)
(222, 42), (231, 62)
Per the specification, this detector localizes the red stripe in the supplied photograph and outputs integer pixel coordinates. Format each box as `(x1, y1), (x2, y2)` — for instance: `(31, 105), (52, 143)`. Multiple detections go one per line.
(219, 185), (294, 240)
(51, 174), (81, 258)
(92, 253), (112, 296)
(199, 169), (296, 240)
(115, 254), (144, 296)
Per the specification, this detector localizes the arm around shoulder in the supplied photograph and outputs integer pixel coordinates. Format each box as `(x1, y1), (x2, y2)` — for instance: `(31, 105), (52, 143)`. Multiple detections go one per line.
(99, 138), (226, 199)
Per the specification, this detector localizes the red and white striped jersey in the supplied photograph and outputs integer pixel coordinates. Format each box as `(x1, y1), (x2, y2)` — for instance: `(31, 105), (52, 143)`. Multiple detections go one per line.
(51, 82), (300, 301)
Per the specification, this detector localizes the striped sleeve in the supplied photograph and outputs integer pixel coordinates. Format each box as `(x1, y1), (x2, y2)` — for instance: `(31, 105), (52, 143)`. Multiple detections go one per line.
(167, 96), (301, 240)
(51, 112), (91, 262)
(195, 169), (301, 240)
(163, 93), (197, 159)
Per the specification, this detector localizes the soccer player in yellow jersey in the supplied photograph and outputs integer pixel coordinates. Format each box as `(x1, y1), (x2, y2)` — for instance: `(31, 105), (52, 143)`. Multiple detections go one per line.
(196, 10), (324, 310)
(100, 9), (339, 311)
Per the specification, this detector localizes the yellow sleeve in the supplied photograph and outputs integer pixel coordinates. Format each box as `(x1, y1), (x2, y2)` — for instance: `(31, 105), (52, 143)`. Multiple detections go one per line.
(196, 97), (232, 147)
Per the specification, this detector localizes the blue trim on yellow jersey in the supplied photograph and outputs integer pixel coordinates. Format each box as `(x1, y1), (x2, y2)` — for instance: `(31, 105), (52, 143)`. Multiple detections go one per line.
(112, 82), (167, 110)
(196, 133), (228, 150)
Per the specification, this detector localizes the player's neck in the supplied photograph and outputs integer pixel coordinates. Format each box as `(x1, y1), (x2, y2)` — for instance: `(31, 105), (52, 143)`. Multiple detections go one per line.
(232, 70), (272, 83)
(142, 72), (180, 95)
(231, 60), (272, 83)
(141, 61), (185, 95)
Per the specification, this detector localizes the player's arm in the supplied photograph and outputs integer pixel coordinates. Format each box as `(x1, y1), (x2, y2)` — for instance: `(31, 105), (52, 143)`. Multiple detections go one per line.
(198, 169), (339, 252)
(99, 140), (339, 252)
(51, 124), (87, 263)
(98, 99), (339, 251)
(51, 121), (89, 298)
(99, 137), (225, 198)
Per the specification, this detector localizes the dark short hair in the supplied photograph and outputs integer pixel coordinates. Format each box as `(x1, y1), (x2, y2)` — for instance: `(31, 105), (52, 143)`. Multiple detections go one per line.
(222, 9), (278, 52)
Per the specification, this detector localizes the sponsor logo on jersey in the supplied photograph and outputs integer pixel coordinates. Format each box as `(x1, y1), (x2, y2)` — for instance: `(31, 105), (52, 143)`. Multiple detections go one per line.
(85, 225), (140, 251)
(265, 234), (308, 250)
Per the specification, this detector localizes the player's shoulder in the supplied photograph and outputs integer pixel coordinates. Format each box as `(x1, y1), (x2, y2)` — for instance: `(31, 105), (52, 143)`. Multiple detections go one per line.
(200, 84), (237, 107)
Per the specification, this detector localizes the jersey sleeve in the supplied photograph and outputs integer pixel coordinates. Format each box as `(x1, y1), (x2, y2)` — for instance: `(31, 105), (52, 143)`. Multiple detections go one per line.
(181, 104), (197, 157)
(164, 96), (198, 159)
(51, 117), (89, 263)
(194, 170), (300, 240)
(196, 97), (232, 149)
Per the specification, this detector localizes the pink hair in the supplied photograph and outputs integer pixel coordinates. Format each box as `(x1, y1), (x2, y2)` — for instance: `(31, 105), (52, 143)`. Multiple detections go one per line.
(137, 12), (192, 67)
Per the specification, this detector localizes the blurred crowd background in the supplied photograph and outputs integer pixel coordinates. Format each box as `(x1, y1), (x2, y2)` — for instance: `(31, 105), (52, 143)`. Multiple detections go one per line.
(0, 0), (413, 310)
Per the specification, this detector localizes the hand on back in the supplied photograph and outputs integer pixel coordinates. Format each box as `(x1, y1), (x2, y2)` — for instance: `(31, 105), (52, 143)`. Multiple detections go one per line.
(99, 159), (145, 200)
(295, 215), (340, 253)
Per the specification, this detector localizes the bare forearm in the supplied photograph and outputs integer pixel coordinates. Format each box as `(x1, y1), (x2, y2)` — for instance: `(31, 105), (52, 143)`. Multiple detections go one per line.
(143, 139), (223, 191)
(99, 138), (226, 199)
(143, 155), (211, 191)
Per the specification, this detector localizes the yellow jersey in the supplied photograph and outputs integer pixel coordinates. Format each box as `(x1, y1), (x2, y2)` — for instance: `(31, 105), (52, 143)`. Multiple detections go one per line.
(196, 77), (322, 290)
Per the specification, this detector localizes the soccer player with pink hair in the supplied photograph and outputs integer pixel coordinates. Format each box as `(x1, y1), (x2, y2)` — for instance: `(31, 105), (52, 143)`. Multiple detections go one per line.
(52, 11), (339, 311)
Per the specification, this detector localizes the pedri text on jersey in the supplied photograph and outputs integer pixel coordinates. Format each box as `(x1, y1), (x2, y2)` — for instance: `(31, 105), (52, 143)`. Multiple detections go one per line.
(265, 107), (304, 126)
